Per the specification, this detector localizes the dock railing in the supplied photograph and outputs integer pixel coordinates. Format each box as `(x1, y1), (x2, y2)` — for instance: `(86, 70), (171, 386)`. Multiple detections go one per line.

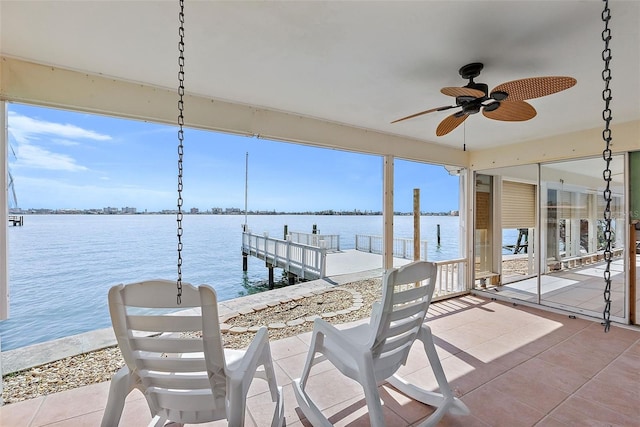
(288, 231), (340, 251)
(355, 234), (428, 261)
(8, 215), (23, 226)
(242, 232), (327, 279)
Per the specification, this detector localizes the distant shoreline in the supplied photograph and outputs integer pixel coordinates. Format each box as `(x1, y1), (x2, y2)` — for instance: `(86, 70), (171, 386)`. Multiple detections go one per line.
(9, 210), (460, 217)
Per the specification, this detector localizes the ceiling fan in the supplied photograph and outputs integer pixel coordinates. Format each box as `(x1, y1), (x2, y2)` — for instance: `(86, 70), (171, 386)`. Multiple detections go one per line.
(391, 62), (576, 136)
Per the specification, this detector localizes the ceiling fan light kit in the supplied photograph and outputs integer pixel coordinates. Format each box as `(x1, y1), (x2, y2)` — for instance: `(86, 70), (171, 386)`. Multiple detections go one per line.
(392, 62), (577, 136)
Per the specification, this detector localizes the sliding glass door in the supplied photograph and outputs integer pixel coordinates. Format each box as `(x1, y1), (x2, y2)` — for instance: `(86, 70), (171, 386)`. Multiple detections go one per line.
(540, 156), (626, 321)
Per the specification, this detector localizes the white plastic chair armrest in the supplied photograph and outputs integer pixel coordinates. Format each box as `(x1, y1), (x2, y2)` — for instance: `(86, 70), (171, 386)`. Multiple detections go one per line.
(228, 326), (270, 381)
(312, 318), (362, 354)
(370, 301), (382, 326)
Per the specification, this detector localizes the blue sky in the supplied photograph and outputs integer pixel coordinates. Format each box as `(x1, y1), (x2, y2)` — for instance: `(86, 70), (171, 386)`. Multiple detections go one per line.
(7, 103), (459, 213)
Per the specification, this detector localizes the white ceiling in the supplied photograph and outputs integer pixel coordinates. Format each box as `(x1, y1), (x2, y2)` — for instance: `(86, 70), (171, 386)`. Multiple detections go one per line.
(1, 1), (639, 151)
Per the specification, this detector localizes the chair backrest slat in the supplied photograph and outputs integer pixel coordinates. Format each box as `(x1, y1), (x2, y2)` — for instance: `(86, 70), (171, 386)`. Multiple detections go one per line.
(388, 301), (427, 323)
(118, 279), (203, 308)
(126, 315), (202, 333)
(142, 372), (211, 390)
(131, 336), (204, 353)
(371, 261), (437, 373)
(392, 284), (431, 305)
(136, 355), (207, 373)
(385, 315), (423, 338)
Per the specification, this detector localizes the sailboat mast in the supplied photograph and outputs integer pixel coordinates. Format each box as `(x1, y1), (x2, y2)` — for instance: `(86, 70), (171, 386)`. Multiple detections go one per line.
(244, 151), (248, 230)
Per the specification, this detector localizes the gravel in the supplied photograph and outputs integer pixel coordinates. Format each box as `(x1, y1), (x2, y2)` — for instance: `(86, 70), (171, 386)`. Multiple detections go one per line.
(1, 278), (382, 404)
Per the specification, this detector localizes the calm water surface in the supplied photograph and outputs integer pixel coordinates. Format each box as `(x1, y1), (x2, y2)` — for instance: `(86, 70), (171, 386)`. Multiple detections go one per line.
(1, 214), (461, 350)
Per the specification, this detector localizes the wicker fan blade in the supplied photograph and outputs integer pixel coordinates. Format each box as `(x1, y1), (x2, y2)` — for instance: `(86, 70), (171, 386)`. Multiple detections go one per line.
(441, 87), (485, 98)
(483, 100), (537, 121)
(491, 76), (576, 101)
(436, 113), (468, 136)
(391, 105), (457, 123)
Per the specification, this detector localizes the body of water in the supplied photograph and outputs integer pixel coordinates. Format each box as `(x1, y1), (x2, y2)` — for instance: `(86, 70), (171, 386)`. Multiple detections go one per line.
(1, 214), (461, 351)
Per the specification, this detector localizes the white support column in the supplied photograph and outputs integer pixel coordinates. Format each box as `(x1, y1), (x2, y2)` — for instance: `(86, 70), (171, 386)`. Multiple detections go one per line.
(383, 155), (394, 270)
(0, 101), (8, 320)
(460, 168), (471, 290)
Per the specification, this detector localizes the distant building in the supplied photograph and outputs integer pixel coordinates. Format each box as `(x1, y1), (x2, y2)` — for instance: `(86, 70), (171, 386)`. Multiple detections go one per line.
(103, 207), (118, 214)
(190, 207), (199, 214)
(225, 208), (242, 214)
(211, 207), (223, 214)
(121, 207), (137, 214)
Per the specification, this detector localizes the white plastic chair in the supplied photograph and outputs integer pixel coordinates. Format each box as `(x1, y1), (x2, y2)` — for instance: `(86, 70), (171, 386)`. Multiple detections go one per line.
(293, 261), (469, 426)
(101, 279), (284, 427)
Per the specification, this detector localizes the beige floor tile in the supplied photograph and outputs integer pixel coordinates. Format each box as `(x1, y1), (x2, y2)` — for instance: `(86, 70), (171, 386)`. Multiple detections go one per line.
(510, 357), (589, 394)
(626, 340), (640, 357)
(537, 344), (616, 378)
(43, 410), (105, 427)
(574, 376), (640, 419)
(487, 369), (570, 414)
(533, 416), (570, 427)
(112, 396), (154, 426)
(549, 395), (638, 426)
(294, 367), (364, 411)
(269, 335), (309, 361)
(435, 325), (496, 352)
(377, 384), (435, 425)
(275, 350), (333, 382)
(460, 383), (545, 427)
(429, 412), (491, 427)
(244, 388), (283, 427)
(594, 351), (640, 385)
(0, 395), (44, 427)
(319, 394), (407, 427)
(31, 381), (111, 426)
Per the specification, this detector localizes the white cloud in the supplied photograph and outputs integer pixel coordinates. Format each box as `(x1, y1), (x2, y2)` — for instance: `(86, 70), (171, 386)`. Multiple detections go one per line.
(8, 111), (111, 144)
(7, 111), (111, 172)
(13, 144), (88, 172)
(51, 138), (81, 147)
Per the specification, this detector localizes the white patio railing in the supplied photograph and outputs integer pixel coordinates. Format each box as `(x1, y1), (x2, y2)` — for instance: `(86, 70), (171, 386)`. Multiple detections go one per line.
(432, 257), (468, 300)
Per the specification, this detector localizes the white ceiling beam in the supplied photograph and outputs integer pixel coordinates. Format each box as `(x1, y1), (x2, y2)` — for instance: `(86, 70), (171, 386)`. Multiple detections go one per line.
(469, 120), (640, 171)
(0, 56), (467, 167)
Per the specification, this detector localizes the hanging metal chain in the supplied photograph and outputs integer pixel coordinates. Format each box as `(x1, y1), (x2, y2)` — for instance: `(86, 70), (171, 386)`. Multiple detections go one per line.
(176, 0), (185, 305)
(601, 0), (613, 332)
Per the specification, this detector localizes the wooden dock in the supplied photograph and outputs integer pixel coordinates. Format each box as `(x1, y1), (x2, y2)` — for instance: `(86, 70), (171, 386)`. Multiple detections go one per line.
(8, 215), (24, 226)
(241, 231), (468, 297)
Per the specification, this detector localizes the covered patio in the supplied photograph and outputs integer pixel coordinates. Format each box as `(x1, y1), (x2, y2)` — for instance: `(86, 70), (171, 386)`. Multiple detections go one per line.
(1, 294), (638, 426)
(1, 1), (640, 425)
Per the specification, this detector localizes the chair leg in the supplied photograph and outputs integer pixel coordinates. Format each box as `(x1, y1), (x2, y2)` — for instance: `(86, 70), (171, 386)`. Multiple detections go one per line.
(149, 416), (171, 427)
(260, 347), (285, 427)
(227, 379), (247, 427)
(101, 367), (138, 427)
(297, 329), (324, 390)
(292, 330), (332, 427)
(358, 356), (386, 427)
(387, 325), (469, 425)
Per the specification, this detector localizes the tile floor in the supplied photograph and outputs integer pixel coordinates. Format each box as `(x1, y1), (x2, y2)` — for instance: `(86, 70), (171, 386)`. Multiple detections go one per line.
(1, 295), (638, 426)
